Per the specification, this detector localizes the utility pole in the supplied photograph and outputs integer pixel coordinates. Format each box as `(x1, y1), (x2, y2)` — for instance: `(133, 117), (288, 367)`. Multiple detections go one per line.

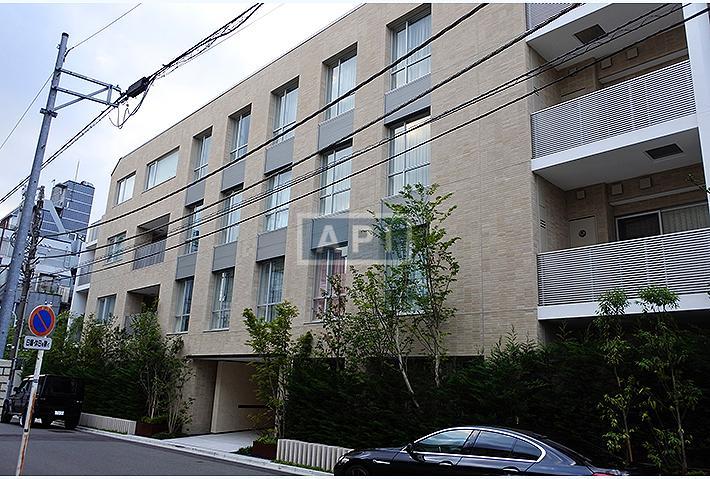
(2, 188), (45, 409)
(0, 34), (68, 358)
(0, 32), (121, 359)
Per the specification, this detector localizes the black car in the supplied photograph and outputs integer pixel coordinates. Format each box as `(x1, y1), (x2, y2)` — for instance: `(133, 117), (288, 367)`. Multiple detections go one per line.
(1, 374), (84, 429)
(333, 426), (626, 475)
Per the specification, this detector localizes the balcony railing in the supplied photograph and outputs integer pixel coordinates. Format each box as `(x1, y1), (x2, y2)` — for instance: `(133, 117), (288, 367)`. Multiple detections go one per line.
(537, 227), (710, 306)
(531, 60), (695, 158)
(132, 239), (166, 270)
(526, 3), (572, 30)
(77, 264), (92, 286)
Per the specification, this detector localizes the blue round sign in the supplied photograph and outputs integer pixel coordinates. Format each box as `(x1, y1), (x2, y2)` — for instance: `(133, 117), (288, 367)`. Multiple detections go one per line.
(28, 305), (56, 337)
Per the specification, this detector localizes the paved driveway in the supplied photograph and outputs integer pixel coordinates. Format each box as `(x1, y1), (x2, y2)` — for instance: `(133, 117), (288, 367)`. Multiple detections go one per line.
(0, 421), (276, 475)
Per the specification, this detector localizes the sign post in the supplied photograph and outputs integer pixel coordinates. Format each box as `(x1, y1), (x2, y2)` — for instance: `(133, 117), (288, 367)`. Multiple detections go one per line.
(15, 305), (56, 476)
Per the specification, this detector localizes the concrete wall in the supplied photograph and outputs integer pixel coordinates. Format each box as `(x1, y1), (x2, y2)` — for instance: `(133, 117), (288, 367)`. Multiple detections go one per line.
(210, 361), (262, 434)
(0, 359), (19, 399)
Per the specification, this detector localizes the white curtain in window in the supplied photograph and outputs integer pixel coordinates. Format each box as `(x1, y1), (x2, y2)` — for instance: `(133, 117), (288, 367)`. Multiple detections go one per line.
(662, 204), (710, 233)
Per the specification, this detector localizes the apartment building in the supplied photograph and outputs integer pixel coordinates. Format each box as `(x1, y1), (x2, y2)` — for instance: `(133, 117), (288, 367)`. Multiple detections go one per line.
(1, 180), (94, 312)
(84, 3), (710, 434)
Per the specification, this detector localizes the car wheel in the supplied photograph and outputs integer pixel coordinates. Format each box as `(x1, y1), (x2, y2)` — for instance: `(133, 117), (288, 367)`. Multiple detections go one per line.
(39, 415), (54, 427)
(345, 465), (370, 476)
(0, 402), (11, 423)
(64, 415), (79, 430)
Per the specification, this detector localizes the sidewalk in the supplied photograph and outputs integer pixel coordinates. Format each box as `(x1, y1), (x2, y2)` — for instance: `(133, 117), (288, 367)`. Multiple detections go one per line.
(76, 426), (331, 476)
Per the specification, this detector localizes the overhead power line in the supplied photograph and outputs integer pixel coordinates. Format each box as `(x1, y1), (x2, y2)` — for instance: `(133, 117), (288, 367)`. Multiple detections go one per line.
(66, 3), (142, 53)
(0, 3), (263, 208)
(0, 74), (53, 158)
(44, 2), (575, 260)
(43, 2), (503, 238)
(63, 4), (697, 277)
(50, 0), (670, 265)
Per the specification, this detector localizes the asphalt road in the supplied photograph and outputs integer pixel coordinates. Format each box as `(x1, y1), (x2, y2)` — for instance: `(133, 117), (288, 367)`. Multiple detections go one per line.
(0, 420), (278, 475)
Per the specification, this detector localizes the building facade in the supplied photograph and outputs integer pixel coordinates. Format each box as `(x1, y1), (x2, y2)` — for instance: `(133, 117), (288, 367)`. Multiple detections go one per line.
(84, 3), (710, 434)
(1, 180), (95, 312)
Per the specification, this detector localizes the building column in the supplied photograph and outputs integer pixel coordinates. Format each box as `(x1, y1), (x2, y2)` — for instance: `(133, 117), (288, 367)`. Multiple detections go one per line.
(684, 4), (710, 211)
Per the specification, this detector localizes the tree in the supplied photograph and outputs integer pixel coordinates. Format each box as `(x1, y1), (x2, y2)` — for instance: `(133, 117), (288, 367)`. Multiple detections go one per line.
(595, 289), (644, 465)
(635, 286), (700, 475)
(391, 183), (460, 386)
(244, 301), (310, 439)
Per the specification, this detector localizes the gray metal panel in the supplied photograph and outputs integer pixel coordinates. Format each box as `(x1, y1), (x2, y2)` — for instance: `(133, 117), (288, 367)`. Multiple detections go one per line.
(264, 138), (294, 174)
(221, 160), (245, 192)
(175, 252), (197, 279)
(317, 109), (354, 151)
(256, 228), (287, 261)
(384, 74), (431, 125)
(212, 242), (237, 271)
(311, 213), (350, 249)
(185, 179), (206, 206)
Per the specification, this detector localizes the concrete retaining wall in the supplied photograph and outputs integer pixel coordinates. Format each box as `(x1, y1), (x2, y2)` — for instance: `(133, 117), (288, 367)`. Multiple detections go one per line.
(277, 438), (352, 472)
(79, 412), (136, 435)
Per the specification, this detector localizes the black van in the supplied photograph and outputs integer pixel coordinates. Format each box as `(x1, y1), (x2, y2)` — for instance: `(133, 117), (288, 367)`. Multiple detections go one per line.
(1, 375), (84, 429)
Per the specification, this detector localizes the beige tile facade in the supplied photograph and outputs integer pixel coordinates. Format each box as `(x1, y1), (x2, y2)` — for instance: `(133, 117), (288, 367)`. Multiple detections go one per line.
(83, 4), (710, 433)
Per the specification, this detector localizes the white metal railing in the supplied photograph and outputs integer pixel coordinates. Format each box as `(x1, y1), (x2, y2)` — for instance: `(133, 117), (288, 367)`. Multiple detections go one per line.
(79, 412), (136, 435)
(77, 264), (92, 286)
(531, 60), (695, 158)
(538, 227), (710, 306)
(132, 239), (166, 270)
(86, 225), (100, 243)
(526, 3), (572, 29)
(277, 439), (352, 473)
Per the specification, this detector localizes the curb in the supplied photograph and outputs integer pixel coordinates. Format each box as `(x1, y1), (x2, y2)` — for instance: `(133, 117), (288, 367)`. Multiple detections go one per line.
(76, 427), (331, 476)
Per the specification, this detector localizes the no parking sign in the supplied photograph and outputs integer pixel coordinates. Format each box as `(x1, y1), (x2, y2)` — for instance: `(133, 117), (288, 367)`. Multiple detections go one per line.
(27, 305), (56, 337)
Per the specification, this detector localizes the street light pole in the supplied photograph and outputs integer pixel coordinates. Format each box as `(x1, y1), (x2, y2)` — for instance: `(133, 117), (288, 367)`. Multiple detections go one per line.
(0, 33), (68, 357)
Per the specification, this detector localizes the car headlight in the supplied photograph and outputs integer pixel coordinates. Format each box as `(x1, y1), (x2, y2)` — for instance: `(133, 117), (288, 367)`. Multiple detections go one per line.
(336, 456), (350, 465)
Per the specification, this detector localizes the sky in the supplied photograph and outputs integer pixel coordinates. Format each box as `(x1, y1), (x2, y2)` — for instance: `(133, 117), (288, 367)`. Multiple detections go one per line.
(0, 1), (357, 222)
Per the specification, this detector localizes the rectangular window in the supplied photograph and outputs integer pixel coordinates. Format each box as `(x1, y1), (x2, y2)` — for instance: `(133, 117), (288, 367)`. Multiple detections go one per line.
(221, 189), (242, 244)
(96, 295), (116, 323)
(616, 202), (710, 241)
(391, 13), (431, 89)
(265, 169), (292, 231)
(230, 112), (251, 161)
(319, 144), (352, 215)
(106, 232), (126, 264)
(175, 278), (193, 333)
(146, 150), (179, 189)
(257, 257), (285, 321)
(185, 202), (203, 254)
(211, 269), (234, 330)
(389, 116), (430, 195)
(273, 85), (299, 143)
(313, 245), (348, 318)
(326, 54), (356, 119)
(115, 173), (135, 205)
(194, 134), (211, 181)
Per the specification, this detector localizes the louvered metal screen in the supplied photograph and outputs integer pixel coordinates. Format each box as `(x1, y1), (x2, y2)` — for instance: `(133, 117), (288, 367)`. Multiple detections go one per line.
(531, 60), (695, 158)
(537, 227), (710, 306)
(526, 3), (572, 29)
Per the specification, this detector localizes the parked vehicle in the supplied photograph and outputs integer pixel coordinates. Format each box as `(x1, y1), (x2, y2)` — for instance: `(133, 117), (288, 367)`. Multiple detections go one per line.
(1, 374), (84, 429)
(333, 426), (627, 475)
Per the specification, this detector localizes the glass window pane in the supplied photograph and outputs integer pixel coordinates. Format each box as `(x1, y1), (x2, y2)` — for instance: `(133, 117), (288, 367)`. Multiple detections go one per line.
(415, 429), (473, 454)
(661, 204), (710, 234)
(617, 213), (660, 241)
(512, 440), (541, 460)
(467, 431), (516, 458)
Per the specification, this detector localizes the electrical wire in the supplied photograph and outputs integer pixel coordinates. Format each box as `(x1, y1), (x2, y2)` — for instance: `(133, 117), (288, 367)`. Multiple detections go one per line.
(41, 3), (502, 238)
(0, 73), (53, 156)
(48, 2), (677, 265)
(0, 3), (266, 207)
(66, 3), (142, 54)
(43, 2), (586, 261)
(64, 4), (701, 277)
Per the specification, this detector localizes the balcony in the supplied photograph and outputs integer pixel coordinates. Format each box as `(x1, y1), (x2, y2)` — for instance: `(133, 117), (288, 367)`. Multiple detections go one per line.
(532, 60), (695, 159)
(132, 239), (166, 270)
(537, 228), (710, 318)
(526, 3), (571, 30)
(76, 264), (92, 287)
